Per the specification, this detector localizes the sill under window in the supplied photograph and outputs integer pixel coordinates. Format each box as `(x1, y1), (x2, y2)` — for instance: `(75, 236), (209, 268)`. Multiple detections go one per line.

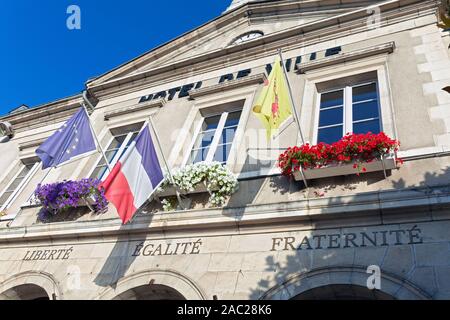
(0, 213), (17, 222)
(292, 153), (397, 181)
(20, 202), (42, 209)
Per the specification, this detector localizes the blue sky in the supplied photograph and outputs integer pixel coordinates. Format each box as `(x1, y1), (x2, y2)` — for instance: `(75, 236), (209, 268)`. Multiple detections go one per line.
(0, 0), (230, 115)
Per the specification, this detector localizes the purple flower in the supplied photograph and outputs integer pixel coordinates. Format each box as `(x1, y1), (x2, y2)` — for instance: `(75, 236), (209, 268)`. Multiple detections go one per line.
(34, 179), (108, 215)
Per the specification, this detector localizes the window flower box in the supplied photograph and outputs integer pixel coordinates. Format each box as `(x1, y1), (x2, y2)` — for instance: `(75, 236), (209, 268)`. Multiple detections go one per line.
(278, 132), (402, 183)
(35, 179), (108, 218)
(46, 194), (98, 212)
(157, 181), (219, 197)
(157, 162), (239, 209)
(292, 152), (398, 181)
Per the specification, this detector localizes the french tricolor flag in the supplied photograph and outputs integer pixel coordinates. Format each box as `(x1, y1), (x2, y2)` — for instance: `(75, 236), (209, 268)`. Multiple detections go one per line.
(100, 124), (164, 224)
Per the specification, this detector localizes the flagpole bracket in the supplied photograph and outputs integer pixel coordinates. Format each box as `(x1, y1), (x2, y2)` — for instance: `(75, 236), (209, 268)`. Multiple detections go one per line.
(299, 167), (308, 188)
(176, 195), (192, 211)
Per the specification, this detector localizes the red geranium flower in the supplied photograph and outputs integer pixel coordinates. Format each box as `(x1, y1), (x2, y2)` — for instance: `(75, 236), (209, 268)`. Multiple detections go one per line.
(277, 132), (400, 177)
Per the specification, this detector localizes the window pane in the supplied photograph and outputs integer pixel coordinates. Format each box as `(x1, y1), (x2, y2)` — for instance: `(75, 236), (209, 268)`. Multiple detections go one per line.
(320, 90), (344, 109)
(191, 147), (210, 164)
(1, 162), (38, 206)
(318, 125), (343, 144)
(213, 144), (232, 163)
(96, 157), (106, 167)
(0, 191), (13, 206)
(217, 111), (242, 163)
(7, 177), (24, 191)
(106, 150), (119, 162)
(319, 107), (343, 127)
(92, 166), (108, 180)
(192, 130), (215, 152)
(89, 130), (139, 181)
(220, 127), (238, 145)
(190, 111), (242, 165)
(90, 131), (136, 180)
(353, 119), (380, 134)
(203, 115), (222, 130)
(202, 130), (216, 148)
(353, 100), (379, 121)
(224, 111), (242, 127)
(95, 150), (119, 168)
(127, 132), (139, 146)
(190, 115), (222, 164)
(107, 135), (127, 151)
(353, 83), (377, 102)
(18, 164), (34, 178)
(220, 111), (242, 147)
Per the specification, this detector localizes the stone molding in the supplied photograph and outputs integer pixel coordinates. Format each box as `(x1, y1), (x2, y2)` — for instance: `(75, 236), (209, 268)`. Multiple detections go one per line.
(87, 0), (436, 97)
(260, 266), (432, 300)
(2, 184), (450, 244)
(96, 0), (389, 88)
(18, 139), (47, 151)
(104, 98), (166, 121)
(296, 42), (396, 74)
(189, 73), (266, 99)
(97, 269), (207, 300)
(0, 271), (63, 300)
(0, 95), (82, 126)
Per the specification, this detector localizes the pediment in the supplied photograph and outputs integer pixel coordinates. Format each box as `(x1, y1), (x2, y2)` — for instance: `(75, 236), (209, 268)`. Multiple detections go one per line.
(87, 0), (388, 88)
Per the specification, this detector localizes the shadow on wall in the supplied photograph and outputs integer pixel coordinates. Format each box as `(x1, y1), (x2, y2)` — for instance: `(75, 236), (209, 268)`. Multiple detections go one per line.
(93, 210), (155, 289)
(391, 166), (450, 191)
(227, 153), (306, 212)
(37, 207), (92, 224)
(248, 165), (450, 300)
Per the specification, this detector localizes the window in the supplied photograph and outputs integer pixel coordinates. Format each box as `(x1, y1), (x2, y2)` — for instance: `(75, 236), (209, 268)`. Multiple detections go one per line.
(231, 31), (264, 45)
(317, 82), (381, 144)
(90, 131), (139, 180)
(0, 161), (40, 212)
(188, 110), (242, 165)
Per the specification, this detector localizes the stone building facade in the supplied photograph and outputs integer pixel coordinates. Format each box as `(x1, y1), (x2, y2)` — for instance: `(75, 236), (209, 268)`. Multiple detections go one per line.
(0, 0), (450, 300)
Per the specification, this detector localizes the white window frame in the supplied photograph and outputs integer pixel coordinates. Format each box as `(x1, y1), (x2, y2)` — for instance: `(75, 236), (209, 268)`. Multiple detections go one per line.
(0, 161), (40, 217)
(169, 86), (256, 174)
(314, 81), (382, 144)
(88, 130), (138, 181)
(183, 109), (242, 166)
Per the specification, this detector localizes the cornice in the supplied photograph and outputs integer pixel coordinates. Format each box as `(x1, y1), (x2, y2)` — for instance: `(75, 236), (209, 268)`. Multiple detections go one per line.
(189, 73), (267, 99)
(88, 1), (389, 87)
(1, 184), (449, 244)
(245, 0), (378, 21)
(296, 42), (396, 73)
(104, 98), (166, 121)
(0, 95), (83, 132)
(18, 139), (46, 152)
(87, 0), (437, 100)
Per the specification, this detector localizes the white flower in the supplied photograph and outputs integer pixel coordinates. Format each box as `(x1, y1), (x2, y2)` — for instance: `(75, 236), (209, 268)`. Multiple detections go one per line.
(168, 162), (239, 207)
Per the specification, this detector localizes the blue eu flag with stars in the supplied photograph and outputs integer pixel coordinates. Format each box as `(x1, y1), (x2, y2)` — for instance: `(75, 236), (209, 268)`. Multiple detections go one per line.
(36, 107), (97, 169)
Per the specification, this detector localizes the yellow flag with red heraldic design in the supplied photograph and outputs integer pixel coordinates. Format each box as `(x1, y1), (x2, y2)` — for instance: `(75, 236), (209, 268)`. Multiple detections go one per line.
(438, 1), (450, 29)
(252, 56), (293, 140)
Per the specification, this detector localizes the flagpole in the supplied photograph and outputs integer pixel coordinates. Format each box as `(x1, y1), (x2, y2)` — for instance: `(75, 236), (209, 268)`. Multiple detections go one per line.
(278, 49), (309, 188)
(126, 117), (183, 224)
(148, 116), (174, 183)
(278, 49), (306, 145)
(147, 116), (190, 210)
(82, 104), (112, 173)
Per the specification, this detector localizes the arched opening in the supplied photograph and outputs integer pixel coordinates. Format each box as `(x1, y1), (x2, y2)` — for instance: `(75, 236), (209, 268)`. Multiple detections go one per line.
(0, 284), (50, 300)
(261, 267), (430, 300)
(113, 284), (186, 300)
(98, 270), (206, 300)
(291, 284), (395, 300)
